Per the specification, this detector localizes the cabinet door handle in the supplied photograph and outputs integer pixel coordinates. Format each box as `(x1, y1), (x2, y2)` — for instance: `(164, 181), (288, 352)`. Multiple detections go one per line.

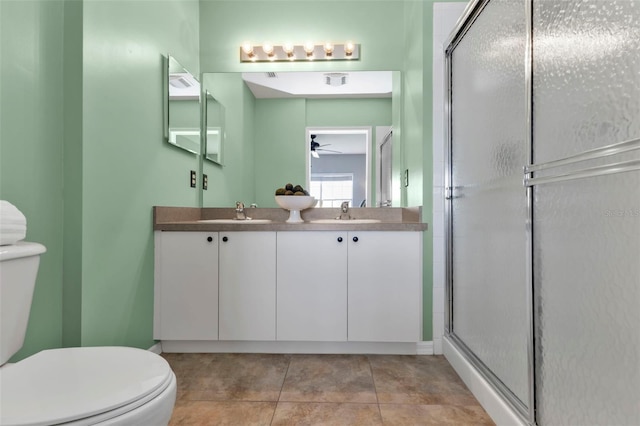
(222, 236), (228, 242)
(337, 237), (343, 242)
(207, 236), (213, 242)
(352, 236), (359, 242)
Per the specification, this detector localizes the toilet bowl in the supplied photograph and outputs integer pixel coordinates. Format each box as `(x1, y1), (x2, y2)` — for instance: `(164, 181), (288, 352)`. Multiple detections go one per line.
(0, 242), (177, 425)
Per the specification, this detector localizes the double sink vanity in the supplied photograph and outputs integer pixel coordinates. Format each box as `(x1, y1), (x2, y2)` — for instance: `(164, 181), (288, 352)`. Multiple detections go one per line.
(153, 205), (427, 354)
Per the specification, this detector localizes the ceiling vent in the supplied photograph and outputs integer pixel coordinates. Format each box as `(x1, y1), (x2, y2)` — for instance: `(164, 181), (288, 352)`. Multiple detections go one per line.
(324, 73), (348, 87)
(169, 75), (193, 89)
(265, 72), (278, 78)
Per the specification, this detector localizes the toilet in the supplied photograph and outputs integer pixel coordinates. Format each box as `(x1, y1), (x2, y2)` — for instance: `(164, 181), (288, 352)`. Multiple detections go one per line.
(0, 242), (177, 425)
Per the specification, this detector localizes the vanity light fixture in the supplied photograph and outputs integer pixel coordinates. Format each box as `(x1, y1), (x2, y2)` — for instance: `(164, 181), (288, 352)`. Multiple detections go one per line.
(239, 41), (360, 62)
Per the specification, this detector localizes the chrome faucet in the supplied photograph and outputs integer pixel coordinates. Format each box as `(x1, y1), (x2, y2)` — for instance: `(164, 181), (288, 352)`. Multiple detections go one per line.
(235, 201), (249, 220)
(337, 201), (351, 220)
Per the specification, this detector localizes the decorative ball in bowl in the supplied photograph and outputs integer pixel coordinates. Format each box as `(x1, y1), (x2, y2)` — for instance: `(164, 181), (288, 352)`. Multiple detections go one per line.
(275, 196), (316, 223)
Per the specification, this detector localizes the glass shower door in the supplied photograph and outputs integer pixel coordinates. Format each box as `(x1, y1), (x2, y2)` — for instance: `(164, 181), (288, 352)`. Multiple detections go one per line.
(447, 0), (530, 415)
(531, 1), (640, 424)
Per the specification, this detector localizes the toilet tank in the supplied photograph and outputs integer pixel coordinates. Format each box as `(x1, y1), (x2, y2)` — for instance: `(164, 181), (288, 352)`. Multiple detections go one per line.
(0, 242), (46, 365)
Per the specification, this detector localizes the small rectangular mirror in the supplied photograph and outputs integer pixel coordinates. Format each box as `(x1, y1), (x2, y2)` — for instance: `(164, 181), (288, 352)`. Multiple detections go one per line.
(204, 90), (224, 165)
(165, 55), (201, 155)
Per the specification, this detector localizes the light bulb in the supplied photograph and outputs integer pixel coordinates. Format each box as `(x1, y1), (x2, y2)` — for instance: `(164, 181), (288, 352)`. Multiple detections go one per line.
(262, 42), (274, 56)
(344, 41), (355, 56)
(283, 42), (295, 59)
(323, 42), (334, 57)
(304, 41), (315, 58)
(241, 42), (254, 58)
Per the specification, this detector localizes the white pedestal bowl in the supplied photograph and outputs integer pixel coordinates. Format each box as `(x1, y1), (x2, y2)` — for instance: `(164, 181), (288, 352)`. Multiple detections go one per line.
(275, 196), (316, 223)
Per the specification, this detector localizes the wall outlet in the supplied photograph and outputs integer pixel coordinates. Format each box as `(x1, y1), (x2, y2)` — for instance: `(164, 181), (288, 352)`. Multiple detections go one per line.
(190, 170), (196, 188)
(202, 174), (208, 190)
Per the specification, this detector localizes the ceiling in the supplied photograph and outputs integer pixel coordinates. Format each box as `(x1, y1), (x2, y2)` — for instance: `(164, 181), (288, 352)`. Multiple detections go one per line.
(242, 71), (392, 99)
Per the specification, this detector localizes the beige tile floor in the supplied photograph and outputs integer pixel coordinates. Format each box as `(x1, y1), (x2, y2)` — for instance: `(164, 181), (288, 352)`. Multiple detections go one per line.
(163, 353), (494, 425)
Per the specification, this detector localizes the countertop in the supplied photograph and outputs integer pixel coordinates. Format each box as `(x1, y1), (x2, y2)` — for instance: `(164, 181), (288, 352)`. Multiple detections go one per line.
(154, 206), (427, 232)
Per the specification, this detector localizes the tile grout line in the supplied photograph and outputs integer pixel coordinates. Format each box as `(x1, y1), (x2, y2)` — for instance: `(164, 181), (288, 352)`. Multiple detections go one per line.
(367, 355), (384, 423)
(270, 355), (292, 425)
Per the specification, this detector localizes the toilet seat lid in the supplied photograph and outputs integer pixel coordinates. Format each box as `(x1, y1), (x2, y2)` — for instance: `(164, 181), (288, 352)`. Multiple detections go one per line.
(0, 346), (173, 426)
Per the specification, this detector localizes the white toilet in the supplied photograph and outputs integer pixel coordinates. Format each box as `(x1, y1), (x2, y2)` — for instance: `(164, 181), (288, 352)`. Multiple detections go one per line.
(0, 242), (177, 425)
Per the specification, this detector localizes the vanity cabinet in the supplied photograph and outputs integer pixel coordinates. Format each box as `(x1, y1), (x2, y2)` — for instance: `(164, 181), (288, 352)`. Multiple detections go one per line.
(155, 229), (421, 345)
(276, 231), (422, 343)
(218, 231), (277, 340)
(277, 232), (348, 341)
(347, 231), (422, 342)
(154, 231), (219, 340)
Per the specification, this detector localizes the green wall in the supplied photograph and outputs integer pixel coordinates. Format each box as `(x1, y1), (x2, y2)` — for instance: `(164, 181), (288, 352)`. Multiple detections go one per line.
(62, 0), (84, 348)
(1, 0), (65, 360)
(1, 0), (201, 360)
(80, 0), (200, 347)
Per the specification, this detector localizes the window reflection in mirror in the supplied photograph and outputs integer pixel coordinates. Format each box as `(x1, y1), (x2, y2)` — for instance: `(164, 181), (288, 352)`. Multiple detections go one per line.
(165, 55), (201, 155)
(204, 91), (224, 165)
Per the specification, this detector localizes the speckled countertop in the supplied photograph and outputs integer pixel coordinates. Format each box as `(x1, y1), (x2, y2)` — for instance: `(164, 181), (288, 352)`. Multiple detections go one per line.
(154, 206), (427, 232)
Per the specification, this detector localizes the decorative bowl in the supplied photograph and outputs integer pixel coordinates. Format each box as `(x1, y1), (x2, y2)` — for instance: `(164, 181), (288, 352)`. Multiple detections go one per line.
(275, 196), (316, 223)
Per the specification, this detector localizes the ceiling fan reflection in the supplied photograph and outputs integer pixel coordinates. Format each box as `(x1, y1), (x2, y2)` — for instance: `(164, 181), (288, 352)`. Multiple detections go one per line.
(310, 134), (342, 158)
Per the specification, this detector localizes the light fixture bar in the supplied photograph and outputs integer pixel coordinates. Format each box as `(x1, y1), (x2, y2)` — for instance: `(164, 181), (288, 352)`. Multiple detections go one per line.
(240, 42), (360, 62)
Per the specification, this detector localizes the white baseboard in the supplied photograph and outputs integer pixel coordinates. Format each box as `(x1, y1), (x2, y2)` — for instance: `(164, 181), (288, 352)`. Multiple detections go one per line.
(160, 340), (420, 355)
(416, 341), (434, 355)
(443, 335), (527, 426)
(148, 342), (163, 354)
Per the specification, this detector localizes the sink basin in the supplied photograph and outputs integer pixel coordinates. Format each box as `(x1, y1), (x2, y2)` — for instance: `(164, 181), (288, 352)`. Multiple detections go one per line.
(198, 219), (272, 224)
(309, 219), (382, 224)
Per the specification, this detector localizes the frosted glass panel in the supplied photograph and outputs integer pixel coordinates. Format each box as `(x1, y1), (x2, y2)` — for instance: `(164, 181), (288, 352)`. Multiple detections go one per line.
(450, 0), (529, 405)
(533, 0), (640, 424)
(534, 173), (640, 425)
(533, 0), (640, 163)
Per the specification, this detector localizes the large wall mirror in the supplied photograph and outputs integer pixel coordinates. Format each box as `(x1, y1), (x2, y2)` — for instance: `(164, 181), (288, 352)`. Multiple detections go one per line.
(201, 70), (397, 207)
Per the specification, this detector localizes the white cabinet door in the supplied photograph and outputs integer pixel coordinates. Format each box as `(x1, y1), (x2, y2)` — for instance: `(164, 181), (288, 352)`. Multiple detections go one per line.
(154, 231), (218, 340)
(219, 232), (276, 340)
(277, 232), (348, 341)
(348, 232), (422, 342)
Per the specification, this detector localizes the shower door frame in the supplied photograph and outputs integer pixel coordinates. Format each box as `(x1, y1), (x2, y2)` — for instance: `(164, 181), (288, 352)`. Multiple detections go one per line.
(443, 0), (535, 424)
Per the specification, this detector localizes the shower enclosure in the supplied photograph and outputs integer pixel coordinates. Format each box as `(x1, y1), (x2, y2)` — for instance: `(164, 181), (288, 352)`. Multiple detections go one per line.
(444, 0), (640, 424)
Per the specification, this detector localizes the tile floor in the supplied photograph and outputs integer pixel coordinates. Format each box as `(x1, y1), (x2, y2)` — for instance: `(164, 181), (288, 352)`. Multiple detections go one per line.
(163, 353), (494, 425)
